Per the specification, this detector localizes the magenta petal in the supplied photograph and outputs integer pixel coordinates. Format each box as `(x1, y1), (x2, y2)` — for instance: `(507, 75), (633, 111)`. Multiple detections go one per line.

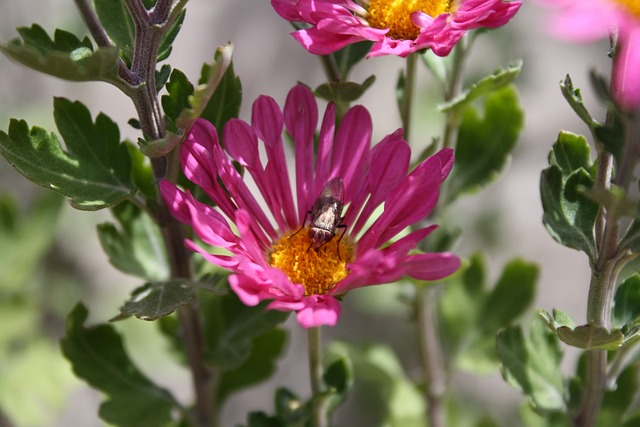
(224, 119), (261, 170)
(314, 103), (337, 196)
(229, 273), (264, 306)
(612, 27), (640, 111)
(296, 295), (341, 328)
(404, 253), (461, 281)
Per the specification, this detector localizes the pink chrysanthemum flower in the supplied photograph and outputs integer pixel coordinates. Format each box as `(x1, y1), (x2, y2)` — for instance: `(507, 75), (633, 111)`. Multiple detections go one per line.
(538, 0), (640, 110)
(160, 85), (460, 328)
(271, 0), (522, 58)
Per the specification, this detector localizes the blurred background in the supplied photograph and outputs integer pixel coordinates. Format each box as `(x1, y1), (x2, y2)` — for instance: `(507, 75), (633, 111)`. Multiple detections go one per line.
(0, 0), (612, 426)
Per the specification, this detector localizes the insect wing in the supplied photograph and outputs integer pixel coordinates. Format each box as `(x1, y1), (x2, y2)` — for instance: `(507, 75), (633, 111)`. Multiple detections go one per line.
(320, 177), (344, 203)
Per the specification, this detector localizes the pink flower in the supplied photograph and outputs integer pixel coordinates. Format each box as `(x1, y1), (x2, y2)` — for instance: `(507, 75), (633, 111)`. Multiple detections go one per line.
(161, 85), (460, 328)
(271, 0), (522, 58)
(537, 0), (640, 110)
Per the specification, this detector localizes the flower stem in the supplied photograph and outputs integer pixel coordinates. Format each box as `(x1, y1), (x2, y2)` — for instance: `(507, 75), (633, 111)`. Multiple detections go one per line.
(308, 326), (327, 427)
(401, 53), (418, 144)
(416, 285), (446, 427)
(441, 38), (468, 149)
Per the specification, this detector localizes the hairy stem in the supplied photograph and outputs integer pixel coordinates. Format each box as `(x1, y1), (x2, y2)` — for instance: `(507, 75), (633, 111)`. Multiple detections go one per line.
(416, 286), (446, 427)
(308, 327), (327, 427)
(441, 38), (467, 149)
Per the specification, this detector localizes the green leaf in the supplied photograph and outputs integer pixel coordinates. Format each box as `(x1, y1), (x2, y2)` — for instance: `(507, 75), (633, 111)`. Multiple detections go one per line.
(162, 68), (194, 125)
(332, 41), (373, 79)
(202, 291), (289, 370)
(559, 74), (599, 129)
(60, 304), (179, 427)
(445, 85), (524, 203)
(597, 364), (638, 427)
(198, 58), (242, 135)
(0, 192), (63, 290)
(540, 167), (598, 259)
(439, 62), (522, 113)
(497, 317), (567, 414)
(97, 202), (168, 280)
(157, 9), (186, 62)
(539, 309), (624, 350)
(548, 131), (592, 176)
(112, 280), (198, 321)
(331, 342), (426, 427)
(322, 349), (354, 417)
(217, 328), (288, 404)
(613, 274), (640, 328)
(0, 98), (135, 210)
(142, 43), (234, 157)
(314, 75), (376, 103)
(439, 254), (537, 374)
(94, 0), (136, 65)
(0, 24), (120, 83)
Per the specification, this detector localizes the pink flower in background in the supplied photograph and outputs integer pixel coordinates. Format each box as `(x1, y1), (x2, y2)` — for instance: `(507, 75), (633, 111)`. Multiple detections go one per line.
(538, 0), (640, 110)
(271, 0), (522, 58)
(161, 85), (460, 328)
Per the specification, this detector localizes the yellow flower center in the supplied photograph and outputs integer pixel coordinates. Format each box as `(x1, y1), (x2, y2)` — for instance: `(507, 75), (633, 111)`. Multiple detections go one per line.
(367, 0), (452, 40)
(269, 228), (354, 296)
(614, 0), (640, 19)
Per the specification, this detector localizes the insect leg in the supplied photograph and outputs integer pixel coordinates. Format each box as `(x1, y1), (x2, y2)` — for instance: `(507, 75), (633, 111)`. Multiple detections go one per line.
(290, 211), (311, 238)
(336, 223), (347, 260)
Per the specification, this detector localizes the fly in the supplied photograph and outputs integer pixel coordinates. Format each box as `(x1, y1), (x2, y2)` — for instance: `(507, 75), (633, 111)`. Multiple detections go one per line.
(293, 177), (347, 259)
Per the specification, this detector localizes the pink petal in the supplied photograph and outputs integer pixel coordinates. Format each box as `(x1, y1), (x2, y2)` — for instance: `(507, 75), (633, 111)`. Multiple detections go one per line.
(612, 26), (640, 111)
(404, 253), (461, 281)
(313, 102), (337, 197)
(296, 295), (341, 328)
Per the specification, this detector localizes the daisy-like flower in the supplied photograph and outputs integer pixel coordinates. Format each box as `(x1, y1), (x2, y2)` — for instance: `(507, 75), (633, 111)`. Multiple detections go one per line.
(538, 0), (640, 110)
(271, 0), (522, 58)
(160, 85), (460, 328)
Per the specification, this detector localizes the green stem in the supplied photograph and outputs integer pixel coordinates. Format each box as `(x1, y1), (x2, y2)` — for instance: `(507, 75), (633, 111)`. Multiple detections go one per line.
(441, 39), (467, 150)
(401, 53), (418, 144)
(416, 285), (446, 427)
(308, 327), (327, 427)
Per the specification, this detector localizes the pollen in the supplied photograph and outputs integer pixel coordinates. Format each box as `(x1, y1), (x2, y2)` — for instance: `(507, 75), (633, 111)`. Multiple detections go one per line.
(614, 0), (640, 19)
(367, 0), (452, 40)
(269, 228), (354, 296)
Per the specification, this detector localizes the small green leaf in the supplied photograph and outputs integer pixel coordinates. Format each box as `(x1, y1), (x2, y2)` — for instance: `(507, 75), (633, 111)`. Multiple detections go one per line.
(559, 74), (599, 129)
(0, 24), (120, 83)
(439, 61), (522, 113)
(97, 202), (168, 280)
(539, 310), (624, 350)
(322, 350), (354, 416)
(60, 304), (179, 427)
(202, 291), (289, 370)
(445, 85), (524, 203)
(613, 274), (640, 328)
(548, 131), (592, 176)
(157, 9), (186, 62)
(217, 328), (288, 404)
(198, 58), (242, 134)
(142, 43), (235, 157)
(162, 68), (194, 125)
(112, 280), (196, 321)
(0, 98), (135, 210)
(497, 317), (567, 414)
(314, 75), (376, 103)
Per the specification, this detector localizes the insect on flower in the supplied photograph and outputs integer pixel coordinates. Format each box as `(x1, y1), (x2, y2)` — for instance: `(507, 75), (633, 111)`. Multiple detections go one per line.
(294, 177), (347, 258)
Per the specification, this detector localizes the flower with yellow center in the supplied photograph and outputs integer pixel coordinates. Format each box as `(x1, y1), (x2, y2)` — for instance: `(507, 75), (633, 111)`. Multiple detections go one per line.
(271, 0), (522, 57)
(161, 84), (460, 328)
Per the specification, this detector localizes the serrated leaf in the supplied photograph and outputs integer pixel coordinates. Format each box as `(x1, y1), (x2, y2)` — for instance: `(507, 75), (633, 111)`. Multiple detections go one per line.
(539, 310), (624, 350)
(314, 76), (376, 103)
(97, 202), (168, 280)
(0, 98), (135, 210)
(162, 68), (194, 124)
(198, 59), (242, 134)
(60, 304), (179, 427)
(202, 291), (289, 370)
(497, 317), (567, 414)
(112, 280), (196, 321)
(439, 62), (522, 113)
(157, 9), (186, 62)
(445, 85), (524, 203)
(217, 328), (288, 404)
(141, 43), (234, 157)
(0, 24), (120, 83)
